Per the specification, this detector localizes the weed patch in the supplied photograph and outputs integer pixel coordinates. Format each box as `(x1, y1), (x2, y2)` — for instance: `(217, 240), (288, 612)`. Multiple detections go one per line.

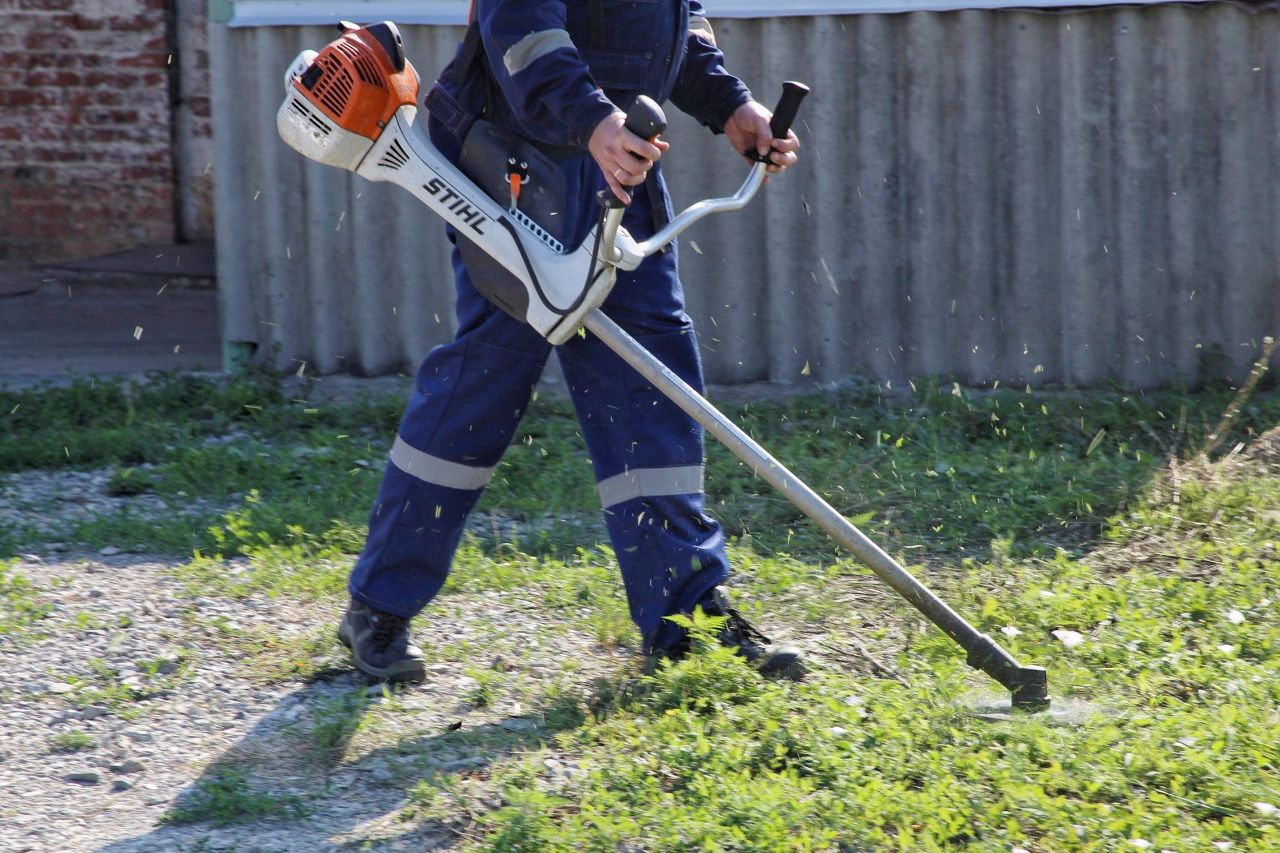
(48, 729), (96, 753)
(162, 768), (309, 826)
(0, 560), (51, 637)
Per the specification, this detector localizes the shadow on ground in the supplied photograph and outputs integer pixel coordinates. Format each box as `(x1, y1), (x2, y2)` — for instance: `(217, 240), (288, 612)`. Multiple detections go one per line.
(94, 666), (599, 852)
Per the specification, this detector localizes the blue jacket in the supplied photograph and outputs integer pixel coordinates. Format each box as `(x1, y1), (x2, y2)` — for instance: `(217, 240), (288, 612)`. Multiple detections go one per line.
(430, 0), (752, 153)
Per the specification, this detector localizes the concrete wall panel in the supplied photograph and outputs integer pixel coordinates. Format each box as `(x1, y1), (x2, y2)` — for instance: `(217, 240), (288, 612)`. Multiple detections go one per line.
(212, 4), (1280, 387)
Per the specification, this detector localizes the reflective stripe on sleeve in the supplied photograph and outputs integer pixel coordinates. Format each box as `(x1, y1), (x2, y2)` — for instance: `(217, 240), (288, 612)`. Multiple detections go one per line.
(689, 16), (715, 45)
(597, 465), (705, 508)
(389, 436), (496, 492)
(504, 28), (575, 76)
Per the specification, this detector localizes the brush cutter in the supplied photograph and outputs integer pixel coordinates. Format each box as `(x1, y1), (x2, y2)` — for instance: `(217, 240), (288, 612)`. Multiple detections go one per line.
(277, 21), (1050, 712)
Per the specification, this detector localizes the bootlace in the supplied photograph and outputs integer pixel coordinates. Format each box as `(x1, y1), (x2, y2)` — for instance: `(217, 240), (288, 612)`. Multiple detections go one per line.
(369, 612), (408, 651)
(719, 604), (774, 648)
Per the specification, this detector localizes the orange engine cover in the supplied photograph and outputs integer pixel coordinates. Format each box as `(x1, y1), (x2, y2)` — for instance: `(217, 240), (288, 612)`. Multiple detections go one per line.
(294, 22), (419, 141)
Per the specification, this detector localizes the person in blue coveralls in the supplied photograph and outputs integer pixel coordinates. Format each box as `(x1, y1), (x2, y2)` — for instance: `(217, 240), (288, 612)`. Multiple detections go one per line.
(339, 0), (805, 683)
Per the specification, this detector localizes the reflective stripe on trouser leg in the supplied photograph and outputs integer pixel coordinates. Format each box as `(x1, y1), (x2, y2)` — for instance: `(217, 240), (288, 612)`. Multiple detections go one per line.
(557, 197), (730, 652)
(601, 493), (729, 653)
(349, 248), (550, 618)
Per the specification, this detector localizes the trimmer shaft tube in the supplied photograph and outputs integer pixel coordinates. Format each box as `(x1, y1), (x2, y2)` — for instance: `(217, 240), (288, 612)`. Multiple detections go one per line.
(583, 309), (1050, 711)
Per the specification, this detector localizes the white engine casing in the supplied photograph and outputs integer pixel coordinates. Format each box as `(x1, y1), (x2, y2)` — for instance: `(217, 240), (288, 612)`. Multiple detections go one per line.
(276, 91), (375, 173)
(355, 105), (615, 345)
(277, 64), (620, 345)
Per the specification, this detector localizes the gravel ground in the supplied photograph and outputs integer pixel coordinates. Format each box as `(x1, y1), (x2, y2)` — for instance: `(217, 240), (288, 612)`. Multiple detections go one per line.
(0, 460), (638, 852)
(0, 549), (634, 853)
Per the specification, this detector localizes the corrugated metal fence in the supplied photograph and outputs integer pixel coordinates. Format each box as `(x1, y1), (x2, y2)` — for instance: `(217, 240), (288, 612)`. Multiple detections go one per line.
(211, 2), (1280, 388)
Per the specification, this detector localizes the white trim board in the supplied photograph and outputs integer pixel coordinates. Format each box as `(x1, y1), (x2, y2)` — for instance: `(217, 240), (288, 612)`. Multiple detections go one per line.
(216, 0), (1197, 28)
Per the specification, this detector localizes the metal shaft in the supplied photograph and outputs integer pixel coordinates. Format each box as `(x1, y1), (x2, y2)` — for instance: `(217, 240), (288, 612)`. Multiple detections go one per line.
(582, 308), (1048, 709)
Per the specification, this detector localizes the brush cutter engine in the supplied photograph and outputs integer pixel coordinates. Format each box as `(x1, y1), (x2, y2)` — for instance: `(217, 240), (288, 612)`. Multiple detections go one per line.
(276, 21), (617, 345)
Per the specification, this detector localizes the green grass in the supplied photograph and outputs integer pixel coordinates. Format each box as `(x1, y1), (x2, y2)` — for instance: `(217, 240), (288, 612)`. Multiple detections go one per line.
(4, 371), (1280, 847)
(455, 463), (1280, 850)
(48, 729), (96, 753)
(3, 373), (1277, 569)
(57, 649), (197, 719)
(162, 768), (309, 826)
(0, 559), (53, 637)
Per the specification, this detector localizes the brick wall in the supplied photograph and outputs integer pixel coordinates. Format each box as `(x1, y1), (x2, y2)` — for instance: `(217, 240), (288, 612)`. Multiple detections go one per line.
(0, 0), (210, 263)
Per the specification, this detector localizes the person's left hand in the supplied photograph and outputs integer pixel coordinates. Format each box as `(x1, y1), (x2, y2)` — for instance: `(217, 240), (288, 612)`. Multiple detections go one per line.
(723, 100), (799, 173)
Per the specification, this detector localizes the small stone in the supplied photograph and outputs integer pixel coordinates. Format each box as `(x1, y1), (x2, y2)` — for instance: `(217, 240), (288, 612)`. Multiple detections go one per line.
(65, 771), (101, 785)
(500, 718), (537, 733)
(119, 729), (153, 743)
(97, 546), (122, 557)
(111, 779), (133, 792)
(110, 759), (146, 774)
(48, 683), (75, 695)
(79, 705), (111, 721)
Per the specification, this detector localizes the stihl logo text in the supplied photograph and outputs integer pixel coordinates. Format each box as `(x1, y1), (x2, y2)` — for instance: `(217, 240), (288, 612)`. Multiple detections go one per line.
(424, 177), (487, 235)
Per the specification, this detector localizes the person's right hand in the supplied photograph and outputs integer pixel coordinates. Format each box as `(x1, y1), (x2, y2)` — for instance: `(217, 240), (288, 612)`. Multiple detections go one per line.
(588, 110), (669, 203)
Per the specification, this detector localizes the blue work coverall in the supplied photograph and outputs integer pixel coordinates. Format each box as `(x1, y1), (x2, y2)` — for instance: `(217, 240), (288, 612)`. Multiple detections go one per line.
(349, 0), (753, 653)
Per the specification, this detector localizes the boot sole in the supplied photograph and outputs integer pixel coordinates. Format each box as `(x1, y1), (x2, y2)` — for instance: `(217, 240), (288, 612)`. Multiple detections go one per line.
(337, 622), (427, 683)
(758, 653), (807, 682)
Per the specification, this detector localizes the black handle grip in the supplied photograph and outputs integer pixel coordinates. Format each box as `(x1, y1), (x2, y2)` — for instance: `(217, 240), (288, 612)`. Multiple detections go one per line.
(601, 95), (668, 207)
(769, 81), (810, 140)
(624, 95), (667, 141)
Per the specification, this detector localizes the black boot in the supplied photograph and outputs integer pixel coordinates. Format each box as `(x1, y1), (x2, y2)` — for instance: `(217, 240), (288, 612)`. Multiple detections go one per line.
(337, 600), (426, 683)
(658, 586), (807, 681)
